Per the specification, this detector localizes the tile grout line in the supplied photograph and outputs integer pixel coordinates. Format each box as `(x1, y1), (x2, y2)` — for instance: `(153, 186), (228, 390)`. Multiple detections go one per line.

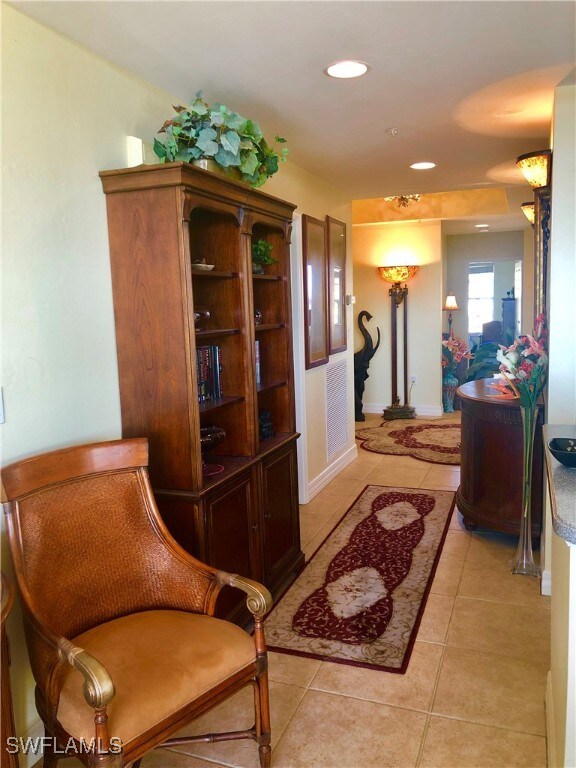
(415, 595), (457, 767)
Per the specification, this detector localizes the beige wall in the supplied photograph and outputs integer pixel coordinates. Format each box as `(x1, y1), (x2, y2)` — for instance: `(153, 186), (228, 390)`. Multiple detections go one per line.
(1, 5), (353, 751)
(266, 167), (353, 487)
(352, 220), (443, 415)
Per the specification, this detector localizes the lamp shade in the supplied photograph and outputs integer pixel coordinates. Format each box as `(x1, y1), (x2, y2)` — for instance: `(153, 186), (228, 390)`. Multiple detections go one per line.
(377, 265), (419, 284)
(516, 149), (551, 189)
(443, 294), (459, 311)
(521, 201), (535, 225)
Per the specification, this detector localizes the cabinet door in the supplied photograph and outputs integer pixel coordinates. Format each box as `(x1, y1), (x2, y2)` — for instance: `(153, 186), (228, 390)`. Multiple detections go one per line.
(260, 441), (303, 595)
(203, 472), (262, 620)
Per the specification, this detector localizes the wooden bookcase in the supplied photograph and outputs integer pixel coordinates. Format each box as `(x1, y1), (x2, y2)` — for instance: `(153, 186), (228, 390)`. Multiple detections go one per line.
(100, 162), (304, 621)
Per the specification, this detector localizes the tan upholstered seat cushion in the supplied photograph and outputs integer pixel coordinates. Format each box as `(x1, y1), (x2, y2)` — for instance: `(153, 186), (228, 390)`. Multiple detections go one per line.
(57, 610), (256, 745)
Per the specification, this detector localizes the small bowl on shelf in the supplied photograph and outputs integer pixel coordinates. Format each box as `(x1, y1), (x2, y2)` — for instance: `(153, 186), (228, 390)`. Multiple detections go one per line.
(191, 262), (215, 272)
(548, 438), (576, 468)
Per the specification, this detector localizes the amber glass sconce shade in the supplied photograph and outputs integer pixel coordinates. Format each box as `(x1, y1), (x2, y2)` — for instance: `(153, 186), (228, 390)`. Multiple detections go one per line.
(377, 265), (419, 286)
(521, 202), (536, 225)
(516, 149), (551, 189)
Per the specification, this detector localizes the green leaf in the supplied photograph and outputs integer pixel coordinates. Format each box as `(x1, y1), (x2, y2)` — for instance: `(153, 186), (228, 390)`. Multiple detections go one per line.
(153, 138), (167, 160)
(210, 110), (225, 127)
(175, 147), (196, 162)
(226, 112), (246, 131)
(265, 154), (279, 175)
(221, 131), (241, 155)
(196, 127), (219, 156)
(190, 99), (208, 117)
(214, 148), (241, 167)
(242, 119), (263, 142)
(239, 151), (259, 176)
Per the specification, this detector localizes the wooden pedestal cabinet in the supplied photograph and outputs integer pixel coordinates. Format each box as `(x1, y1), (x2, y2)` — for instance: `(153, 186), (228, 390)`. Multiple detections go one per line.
(457, 379), (543, 538)
(100, 163), (305, 622)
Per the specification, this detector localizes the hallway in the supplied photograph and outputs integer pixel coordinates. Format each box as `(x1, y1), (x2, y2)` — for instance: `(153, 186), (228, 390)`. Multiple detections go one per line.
(133, 417), (551, 768)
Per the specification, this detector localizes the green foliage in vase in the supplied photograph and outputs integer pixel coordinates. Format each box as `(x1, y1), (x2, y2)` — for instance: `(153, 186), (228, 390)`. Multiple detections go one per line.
(465, 342), (500, 382)
(153, 92), (288, 187)
(251, 239), (277, 267)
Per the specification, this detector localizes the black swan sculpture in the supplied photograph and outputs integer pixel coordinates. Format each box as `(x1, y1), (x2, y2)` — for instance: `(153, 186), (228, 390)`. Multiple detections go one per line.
(353, 311), (381, 421)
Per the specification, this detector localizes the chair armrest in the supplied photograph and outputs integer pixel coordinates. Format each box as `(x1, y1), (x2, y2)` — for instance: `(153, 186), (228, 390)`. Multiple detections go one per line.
(58, 637), (116, 710)
(217, 572), (273, 618)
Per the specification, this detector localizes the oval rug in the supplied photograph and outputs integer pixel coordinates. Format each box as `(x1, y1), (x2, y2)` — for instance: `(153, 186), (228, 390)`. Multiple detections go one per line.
(355, 416), (461, 465)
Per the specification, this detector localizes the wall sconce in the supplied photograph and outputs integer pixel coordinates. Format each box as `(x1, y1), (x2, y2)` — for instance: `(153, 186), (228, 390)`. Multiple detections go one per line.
(442, 293), (459, 336)
(520, 201), (535, 226)
(516, 149), (551, 189)
(377, 265), (419, 420)
(516, 148), (552, 319)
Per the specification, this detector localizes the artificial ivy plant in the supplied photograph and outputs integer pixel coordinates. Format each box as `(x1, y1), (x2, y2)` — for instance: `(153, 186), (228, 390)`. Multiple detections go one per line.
(153, 92), (288, 187)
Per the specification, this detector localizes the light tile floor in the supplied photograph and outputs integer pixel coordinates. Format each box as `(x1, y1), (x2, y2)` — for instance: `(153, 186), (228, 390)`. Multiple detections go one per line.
(51, 415), (551, 768)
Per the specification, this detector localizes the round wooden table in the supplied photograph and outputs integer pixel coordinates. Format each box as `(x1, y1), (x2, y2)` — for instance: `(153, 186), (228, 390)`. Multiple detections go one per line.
(456, 378), (543, 538)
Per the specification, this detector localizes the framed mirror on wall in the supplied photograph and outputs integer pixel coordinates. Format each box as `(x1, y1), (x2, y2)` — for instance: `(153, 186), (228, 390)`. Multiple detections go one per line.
(302, 215), (328, 369)
(327, 216), (347, 354)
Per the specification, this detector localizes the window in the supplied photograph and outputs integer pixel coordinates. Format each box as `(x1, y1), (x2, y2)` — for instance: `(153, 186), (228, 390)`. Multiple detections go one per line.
(468, 263), (494, 334)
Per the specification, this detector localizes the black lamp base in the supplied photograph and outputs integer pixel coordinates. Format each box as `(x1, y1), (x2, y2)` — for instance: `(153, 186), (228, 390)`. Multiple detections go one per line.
(383, 403), (416, 421)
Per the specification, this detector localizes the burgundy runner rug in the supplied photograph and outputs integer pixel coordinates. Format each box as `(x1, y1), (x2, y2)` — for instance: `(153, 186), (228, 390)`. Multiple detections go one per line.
(265, 485), (455, 673)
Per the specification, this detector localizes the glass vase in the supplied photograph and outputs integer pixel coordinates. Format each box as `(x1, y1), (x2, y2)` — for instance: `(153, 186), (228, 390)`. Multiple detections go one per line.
(442, 371), (459, 413)
(509, 404), (541, 577)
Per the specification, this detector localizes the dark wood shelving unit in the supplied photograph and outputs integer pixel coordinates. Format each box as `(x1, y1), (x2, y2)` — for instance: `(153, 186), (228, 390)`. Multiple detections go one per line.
(100, 162), (304, 621)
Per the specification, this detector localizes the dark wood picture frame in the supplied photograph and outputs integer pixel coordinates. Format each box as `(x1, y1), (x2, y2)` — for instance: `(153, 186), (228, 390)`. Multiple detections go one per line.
(302, 214), (328, 369)
(326, 216), (347, 354)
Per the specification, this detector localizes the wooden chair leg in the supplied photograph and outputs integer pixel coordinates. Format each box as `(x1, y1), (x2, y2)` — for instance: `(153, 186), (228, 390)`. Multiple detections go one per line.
(254, 670), (271, 768)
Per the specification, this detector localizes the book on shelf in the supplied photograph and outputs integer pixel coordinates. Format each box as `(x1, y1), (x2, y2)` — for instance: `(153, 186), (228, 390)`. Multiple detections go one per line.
(196, 345), (223, 403)
(255, 340), (261, 386)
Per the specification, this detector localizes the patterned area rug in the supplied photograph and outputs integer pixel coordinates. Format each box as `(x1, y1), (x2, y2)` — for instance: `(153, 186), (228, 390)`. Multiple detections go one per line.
(356, 416), (461, 465)
(265, 485), (455, 673)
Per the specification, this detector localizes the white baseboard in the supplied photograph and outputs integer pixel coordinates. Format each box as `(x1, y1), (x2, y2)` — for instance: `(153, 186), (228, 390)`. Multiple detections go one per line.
(541, 569), (552, 596)
(306, 444), (358, 502)
(415, 405), (444, 418)
(546, 670), (557, 768)
(361, 402), (387, 415)
(362, 403), (444, 419)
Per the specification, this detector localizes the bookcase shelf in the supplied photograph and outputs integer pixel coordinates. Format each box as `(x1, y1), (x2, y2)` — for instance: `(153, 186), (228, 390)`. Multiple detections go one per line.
(257, 379), (288, 393)
(195, 328), (240, 339)
(100, 161), (304, 620)
(252, 274), (285, 282)
(192, 270), (239, 279)
(255, 323), (287, 332)
(198, 395), (244, 414)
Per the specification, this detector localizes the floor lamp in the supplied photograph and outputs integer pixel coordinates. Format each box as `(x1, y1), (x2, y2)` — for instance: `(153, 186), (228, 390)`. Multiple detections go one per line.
(443, 293), (459, 336)
(378, 265), (419, 421)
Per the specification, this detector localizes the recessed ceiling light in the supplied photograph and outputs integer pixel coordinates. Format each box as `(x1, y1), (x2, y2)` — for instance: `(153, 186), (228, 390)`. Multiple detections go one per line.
(325, 60), (369, 79)
(410, 162), (436, 170)
(475, 224), (490, 228)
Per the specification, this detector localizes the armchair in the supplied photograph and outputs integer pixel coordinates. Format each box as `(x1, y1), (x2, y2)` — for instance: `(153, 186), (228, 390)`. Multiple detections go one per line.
(1, 438), (273, 768)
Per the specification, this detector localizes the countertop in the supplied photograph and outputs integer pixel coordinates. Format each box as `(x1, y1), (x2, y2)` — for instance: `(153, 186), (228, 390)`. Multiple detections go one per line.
(543, 424), (576, 545)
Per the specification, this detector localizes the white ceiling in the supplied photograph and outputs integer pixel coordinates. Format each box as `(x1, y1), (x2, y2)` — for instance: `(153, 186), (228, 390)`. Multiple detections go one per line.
(14, 0), (576, 230)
